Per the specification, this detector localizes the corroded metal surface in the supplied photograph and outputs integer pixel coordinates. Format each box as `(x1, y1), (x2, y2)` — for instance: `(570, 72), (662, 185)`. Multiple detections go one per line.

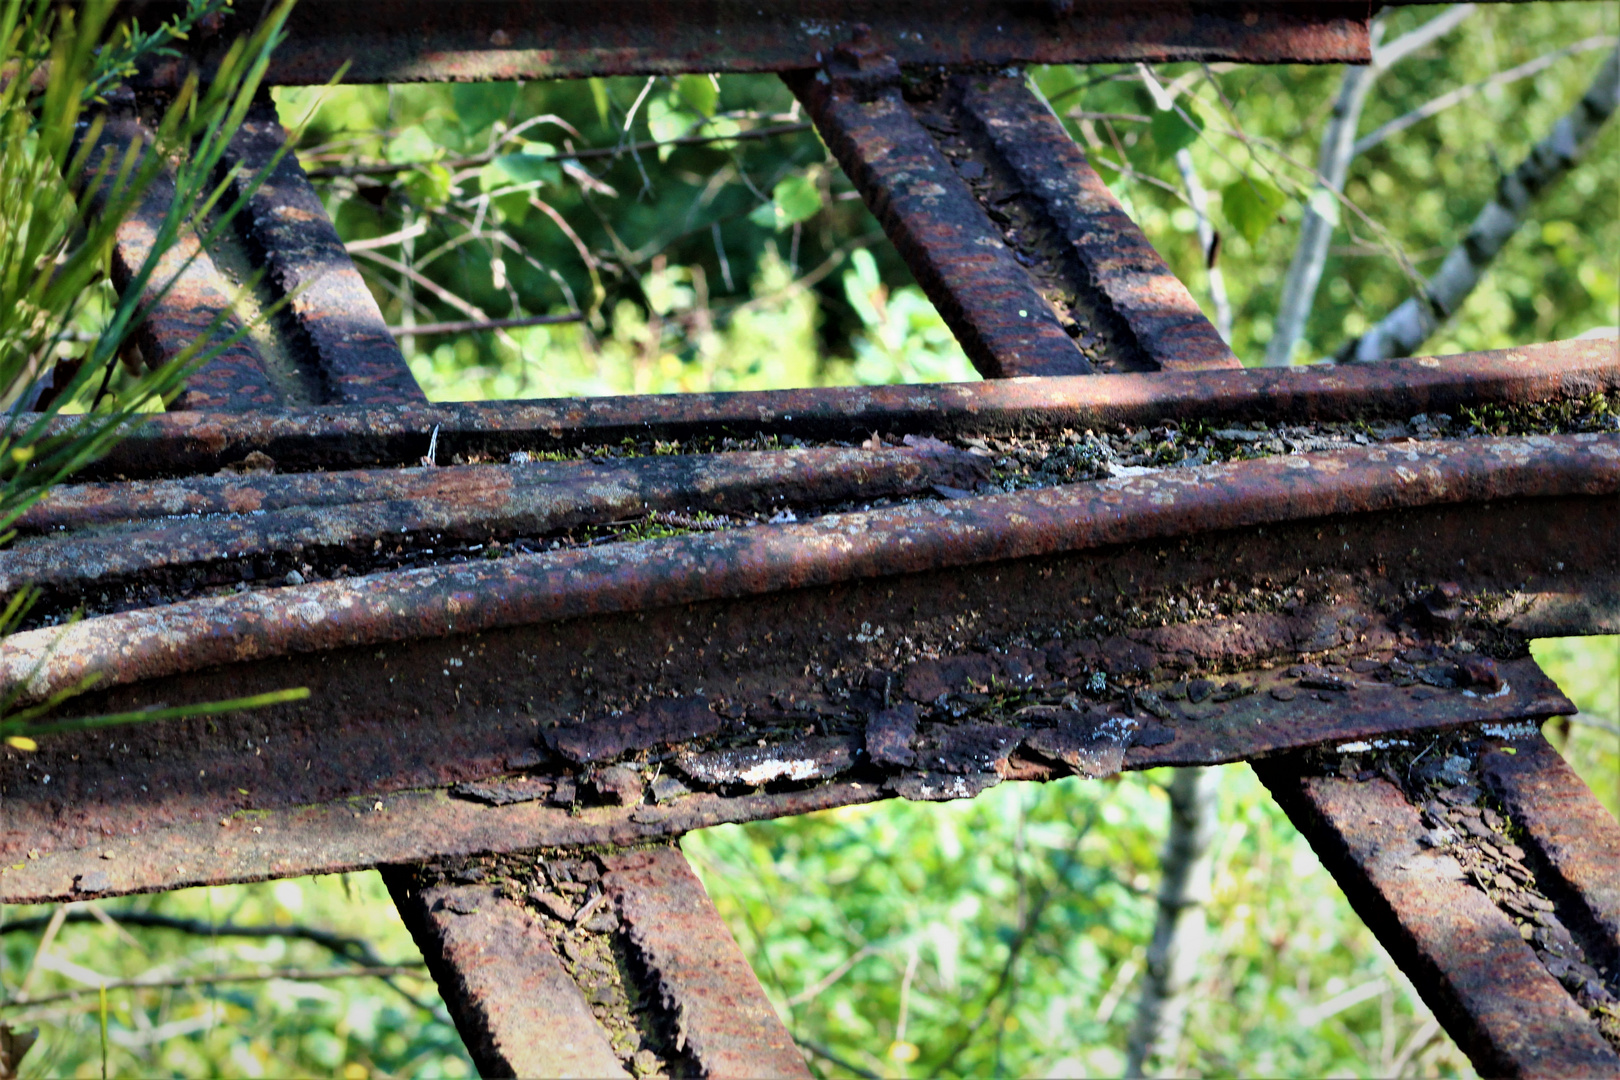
(132, 1), (1371, 87)
(1480, 736), (1620, 981)
(384, 873), (630, 1078)
(601, 847), (811, 1078)
(4, 445), (988, 609)
(222, 101), (425, 406)
(1257, 734), (1620, 1077)
(0, 432), (1605, 899)
(957, 75), (1242, 372)
(52, 340), (1617, 480)
(789, 64), (1092, 377)
(91, 113), (281, 411)
(6, 432), (1612, 703)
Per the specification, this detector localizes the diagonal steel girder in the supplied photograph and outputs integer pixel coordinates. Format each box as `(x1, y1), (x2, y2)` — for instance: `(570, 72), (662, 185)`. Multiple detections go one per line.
(14, 7), (1620, 1074)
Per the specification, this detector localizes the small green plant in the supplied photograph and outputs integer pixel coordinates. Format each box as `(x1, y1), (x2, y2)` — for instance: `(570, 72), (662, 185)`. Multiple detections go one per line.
(0, 0), (294, 540)
(0, 0), (305, 748)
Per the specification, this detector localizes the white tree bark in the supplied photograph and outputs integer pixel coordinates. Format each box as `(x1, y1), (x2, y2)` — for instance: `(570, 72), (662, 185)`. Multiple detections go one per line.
(1175, 148), (1233, 343)
(1124, 767), (1221, 1078)
(1341, 43), (1620, 363)
(1264, 5), (1477, 366)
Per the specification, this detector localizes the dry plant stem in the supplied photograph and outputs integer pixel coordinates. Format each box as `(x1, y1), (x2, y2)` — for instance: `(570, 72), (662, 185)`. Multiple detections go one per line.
(3, 965), (425, 1012)
(1341, 44), (1620, 363)
(1125, 767), (1220, 1078)
(1266, 4), (1476, 367)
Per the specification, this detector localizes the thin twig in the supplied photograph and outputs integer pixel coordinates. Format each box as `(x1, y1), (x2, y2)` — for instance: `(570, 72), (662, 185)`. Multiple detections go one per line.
(385, 312), (583, 337)
(796, 1038), (883, 1080)
(1354, 34), (1618, 157)
(306, 123), (814, 179)
(2, 965), (425, 1011)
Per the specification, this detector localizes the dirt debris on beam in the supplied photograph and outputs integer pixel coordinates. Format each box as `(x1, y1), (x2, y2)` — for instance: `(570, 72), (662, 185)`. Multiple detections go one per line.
(951, 74), (1241, 371)
(383, 868), (632, 1078)
(787, 55), (1092, 378)
(40, 340), (1615, 480)
(1256, 727), (1620, 1075)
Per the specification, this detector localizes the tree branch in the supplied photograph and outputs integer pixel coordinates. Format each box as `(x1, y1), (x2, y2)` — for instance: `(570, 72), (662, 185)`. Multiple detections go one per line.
(1124, 767), (1221, 1078)
(1265, 5), (1476, 366)
(1339, 44), (1620, 362)
(1354, 35), (1618, 158)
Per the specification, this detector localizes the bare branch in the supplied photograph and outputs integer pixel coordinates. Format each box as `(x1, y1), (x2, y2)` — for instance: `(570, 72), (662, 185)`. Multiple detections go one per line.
(1265, 5), (1477, 366)
(1124, 767), (1221, 1077)
(386, 312), (583, 337)
(305, 123), (813, 180)
(1354, 35), (1618, 157)
(3, 965), (425, 1012)
(1340, 44), (1620, 362)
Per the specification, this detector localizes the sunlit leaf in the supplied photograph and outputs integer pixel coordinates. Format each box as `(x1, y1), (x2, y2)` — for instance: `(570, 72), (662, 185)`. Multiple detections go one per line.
(383, 124), (439, 165)
(1222, 176), (1287, 245)
(1149, 103), (1202, 159)
(749, 173), (823, 231)
(677, 73), (719, 118)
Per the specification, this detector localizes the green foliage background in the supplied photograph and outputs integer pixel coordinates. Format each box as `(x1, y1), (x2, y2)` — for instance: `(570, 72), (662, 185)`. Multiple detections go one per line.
(2, 2), (1617, 1076)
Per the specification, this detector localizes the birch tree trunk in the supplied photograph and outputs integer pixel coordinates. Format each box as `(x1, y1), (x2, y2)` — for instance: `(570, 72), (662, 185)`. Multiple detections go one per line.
(1339, 43), (1620, 363)
(1264, 5), (1477, 366)
(1174, 148), (1233, 343)
(1123, 767), (1220, 1078)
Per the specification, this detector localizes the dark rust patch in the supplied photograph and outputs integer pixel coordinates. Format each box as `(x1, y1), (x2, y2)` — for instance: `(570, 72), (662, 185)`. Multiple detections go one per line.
(552, 698), (721, 765)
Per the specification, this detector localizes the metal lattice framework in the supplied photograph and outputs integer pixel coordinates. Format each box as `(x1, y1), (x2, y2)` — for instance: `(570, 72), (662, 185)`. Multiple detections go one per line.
(4, 4), (1618, 1076)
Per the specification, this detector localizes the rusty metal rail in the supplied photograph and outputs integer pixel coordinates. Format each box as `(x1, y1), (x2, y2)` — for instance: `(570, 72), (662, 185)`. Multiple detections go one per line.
(8, 4), (1619, 1076)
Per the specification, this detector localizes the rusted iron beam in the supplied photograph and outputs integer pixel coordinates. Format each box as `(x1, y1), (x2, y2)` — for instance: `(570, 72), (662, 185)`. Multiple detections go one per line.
(600, 847), (811, 1078)
(790, 56), (1092, 377)
(1256, 733), (1620, 1077)
(6, 431), (1612, 704)
(954, 74), (1242, 372)
(128, 2), (1372, 88)
(221, 100), (426, 406)
(1, 432), (1609, 900)
(88, 110), (283, 411)
(1480, 735), (1620, 983)
(44, 339), (1619, 481)
(383, 870), (631, 1078)
(3, 445), (989, 609)
(385, 847), (807, 1079)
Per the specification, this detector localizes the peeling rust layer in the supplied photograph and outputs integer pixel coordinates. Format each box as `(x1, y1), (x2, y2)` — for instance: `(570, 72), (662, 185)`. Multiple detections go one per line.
(5, 432), (1612, 704)
(48, 340), (1617, 480)
(956, 75), (1241, 372)
(383, 873), (630, 1078)
(601, 847), (811, 1079)
(1480, 736), (1620, 981)
(129, 2), (1370, 87)
(3, 445), (988, 607)
(788, 67), (1091, 377)
(92, 114), (281, 411)
(0, 481), (1601, 897)
(223, 101), (425, 406)
(1257, 742), (1620, 1078)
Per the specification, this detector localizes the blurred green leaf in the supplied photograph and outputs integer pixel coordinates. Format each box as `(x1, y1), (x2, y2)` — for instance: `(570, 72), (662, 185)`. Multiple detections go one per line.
(1150, 103), (1203, 158)
(749, 173), (822, 231)
(1223, 176), (1287, 245)
(404, 162), (454, 209)
(383, 124), (439, 165)
(677, 73), (719, 118)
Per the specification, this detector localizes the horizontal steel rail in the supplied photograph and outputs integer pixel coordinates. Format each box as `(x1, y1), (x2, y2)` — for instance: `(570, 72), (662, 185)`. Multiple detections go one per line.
(17, 6), (1618, 1073)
